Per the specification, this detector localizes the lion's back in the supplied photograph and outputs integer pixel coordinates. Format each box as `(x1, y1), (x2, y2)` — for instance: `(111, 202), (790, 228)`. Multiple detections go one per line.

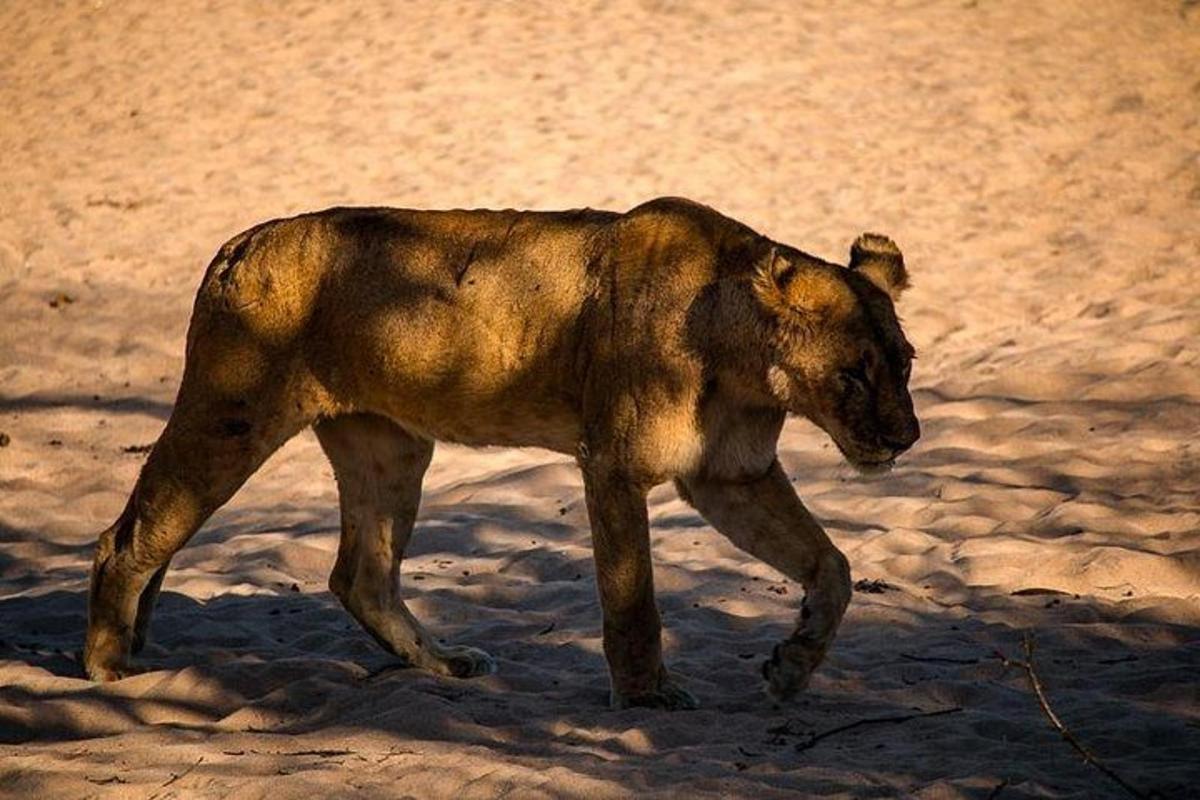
(181, 200), (761, 451)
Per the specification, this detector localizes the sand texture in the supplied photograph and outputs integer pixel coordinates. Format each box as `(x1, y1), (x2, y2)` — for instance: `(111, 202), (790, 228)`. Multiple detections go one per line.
(2, 1), (1199, 797)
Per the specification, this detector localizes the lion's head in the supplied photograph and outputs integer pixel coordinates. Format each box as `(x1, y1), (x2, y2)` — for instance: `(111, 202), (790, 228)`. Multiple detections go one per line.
(754, 233), (919, 473)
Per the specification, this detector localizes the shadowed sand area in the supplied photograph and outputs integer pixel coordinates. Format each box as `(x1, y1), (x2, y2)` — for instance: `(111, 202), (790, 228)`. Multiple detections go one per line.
(1, 1), (1199, 797)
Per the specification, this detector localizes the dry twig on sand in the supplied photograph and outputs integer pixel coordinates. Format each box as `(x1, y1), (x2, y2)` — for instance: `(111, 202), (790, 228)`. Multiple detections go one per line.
(769, 706), (963, 753)
(900, 652), (981, 665)
(148, 756), (204, 799)
(159, 756), (203, 787)
(995, 633), (1154, 800)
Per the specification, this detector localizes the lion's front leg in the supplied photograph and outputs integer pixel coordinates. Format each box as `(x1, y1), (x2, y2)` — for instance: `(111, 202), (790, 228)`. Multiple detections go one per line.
(676, 459), (852, 701)
(582, 464), (698, 710)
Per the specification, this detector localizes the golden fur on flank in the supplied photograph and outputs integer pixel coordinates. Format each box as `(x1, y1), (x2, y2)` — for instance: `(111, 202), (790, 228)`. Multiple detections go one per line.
(84, 197), (919, 709)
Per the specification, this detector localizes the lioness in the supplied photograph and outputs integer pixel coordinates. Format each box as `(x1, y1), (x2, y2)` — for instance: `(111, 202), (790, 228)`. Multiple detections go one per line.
(84, 197), (918, 709)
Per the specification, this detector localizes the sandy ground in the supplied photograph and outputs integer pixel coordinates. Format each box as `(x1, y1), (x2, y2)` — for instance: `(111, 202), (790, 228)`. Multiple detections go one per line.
(2, 0), (1199, 797)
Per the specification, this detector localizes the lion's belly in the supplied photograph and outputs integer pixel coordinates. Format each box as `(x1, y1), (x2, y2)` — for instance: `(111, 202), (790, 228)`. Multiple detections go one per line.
(401, 392), (582, 453)
(368, 373), (583, 454)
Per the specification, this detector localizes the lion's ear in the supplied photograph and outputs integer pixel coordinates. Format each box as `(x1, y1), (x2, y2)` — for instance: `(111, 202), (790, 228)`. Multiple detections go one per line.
(849, 233), (908, 301)
(754, 247), (793, 315)
(764, 246), (796, 289)
(755, 246), (855, 317)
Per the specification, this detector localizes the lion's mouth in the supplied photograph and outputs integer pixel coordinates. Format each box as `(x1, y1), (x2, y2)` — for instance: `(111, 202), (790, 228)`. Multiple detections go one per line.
(849, 457), (896, 476)
(832, 441), (897, 476)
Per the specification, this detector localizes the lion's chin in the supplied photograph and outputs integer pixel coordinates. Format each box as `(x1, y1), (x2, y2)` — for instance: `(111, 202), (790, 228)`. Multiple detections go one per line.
(849, 458), (895, 477)
(833, 443), (897, 476)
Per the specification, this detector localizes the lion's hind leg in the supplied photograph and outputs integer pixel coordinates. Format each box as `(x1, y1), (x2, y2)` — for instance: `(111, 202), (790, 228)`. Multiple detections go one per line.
(314, 413), (495, 679)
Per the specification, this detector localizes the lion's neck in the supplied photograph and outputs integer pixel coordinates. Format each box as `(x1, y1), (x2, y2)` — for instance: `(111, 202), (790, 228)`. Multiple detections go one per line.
(703, 279), (785, 410)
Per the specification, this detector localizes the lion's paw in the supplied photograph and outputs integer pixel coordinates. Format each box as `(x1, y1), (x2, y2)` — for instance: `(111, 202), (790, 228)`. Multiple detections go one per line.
(762, 636), (826, 702)
(611, 678), (699, 711)
(84, 658), (146, 683)
(432, 645), (497, 679)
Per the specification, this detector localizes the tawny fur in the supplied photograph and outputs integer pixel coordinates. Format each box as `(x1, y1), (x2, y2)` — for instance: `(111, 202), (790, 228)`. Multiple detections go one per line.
(84, 197), (919, 709)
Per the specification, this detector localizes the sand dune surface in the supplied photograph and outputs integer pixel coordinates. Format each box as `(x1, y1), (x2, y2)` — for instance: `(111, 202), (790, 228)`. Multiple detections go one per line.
(1, 1), (1199, 797)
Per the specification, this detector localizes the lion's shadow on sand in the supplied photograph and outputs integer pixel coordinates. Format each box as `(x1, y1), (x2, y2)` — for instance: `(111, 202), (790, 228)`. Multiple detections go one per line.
(1, 498), (1198, 798)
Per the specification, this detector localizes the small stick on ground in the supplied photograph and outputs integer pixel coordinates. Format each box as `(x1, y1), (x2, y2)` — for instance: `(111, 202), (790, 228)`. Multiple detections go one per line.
(788, 706), (963, 752)
(159, 756), (203, 788)
(148, 756), (204, 799)
(900, 652), (981, 665)
(995, 633), (1153, 800)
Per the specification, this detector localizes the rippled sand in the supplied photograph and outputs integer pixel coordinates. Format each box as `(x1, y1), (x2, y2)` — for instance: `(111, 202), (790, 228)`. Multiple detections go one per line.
(2, 1), (1198, 797)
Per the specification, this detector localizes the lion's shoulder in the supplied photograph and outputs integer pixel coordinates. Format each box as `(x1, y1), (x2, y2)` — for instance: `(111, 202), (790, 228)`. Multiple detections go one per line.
(622, 196), (743, 235)
(611, 197), (767, 272)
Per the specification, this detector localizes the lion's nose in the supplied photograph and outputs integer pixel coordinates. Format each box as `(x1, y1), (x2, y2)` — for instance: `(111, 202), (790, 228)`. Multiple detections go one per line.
(881, 421), (920, 454)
